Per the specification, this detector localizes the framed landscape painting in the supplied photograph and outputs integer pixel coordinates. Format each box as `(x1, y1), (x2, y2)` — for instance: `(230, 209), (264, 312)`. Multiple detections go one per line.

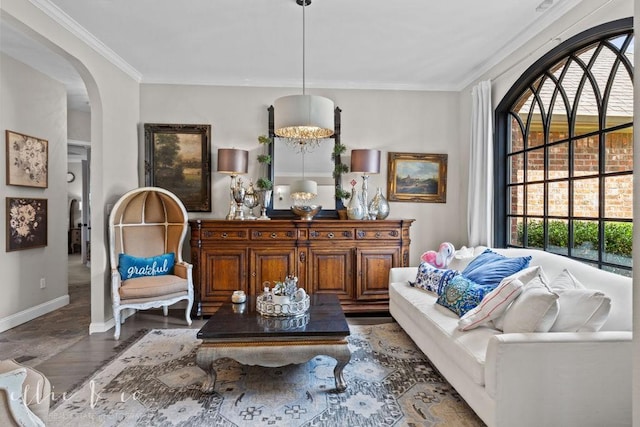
(5, 130), (48, 188)
(144, 123), (211, 212)
(6, 197), (48, 252)
(387, 152), (447, 203)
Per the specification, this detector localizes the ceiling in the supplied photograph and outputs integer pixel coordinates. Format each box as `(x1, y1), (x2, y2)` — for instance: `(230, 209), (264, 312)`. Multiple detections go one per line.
(1, 0), (583, 112)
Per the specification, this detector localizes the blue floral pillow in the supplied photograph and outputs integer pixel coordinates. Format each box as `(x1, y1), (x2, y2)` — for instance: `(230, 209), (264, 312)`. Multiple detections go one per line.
(118, 252), (175, 281)
(461, 249), (531, 287)
(410, 262), (459, 295)
(436, 275), (498, 317)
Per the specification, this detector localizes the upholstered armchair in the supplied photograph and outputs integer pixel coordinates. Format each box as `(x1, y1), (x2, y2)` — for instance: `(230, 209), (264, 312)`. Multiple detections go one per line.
(108, 187), (194, 339)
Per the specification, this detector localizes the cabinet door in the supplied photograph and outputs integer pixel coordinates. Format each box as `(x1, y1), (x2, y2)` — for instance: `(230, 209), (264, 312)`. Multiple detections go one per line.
(356, 247), (399, 301)
(308, 248), (354, 301)
(249, 248), (297, 295)
(200, 248), (247, 303)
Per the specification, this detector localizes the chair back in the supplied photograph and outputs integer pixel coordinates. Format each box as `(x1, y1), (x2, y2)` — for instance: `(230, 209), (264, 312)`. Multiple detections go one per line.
(109, 187), (188, 269)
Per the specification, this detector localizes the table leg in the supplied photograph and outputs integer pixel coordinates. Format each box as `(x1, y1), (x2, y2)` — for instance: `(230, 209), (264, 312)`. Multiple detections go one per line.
(196, 350), (218, 393)
(333, 346), (351, 392)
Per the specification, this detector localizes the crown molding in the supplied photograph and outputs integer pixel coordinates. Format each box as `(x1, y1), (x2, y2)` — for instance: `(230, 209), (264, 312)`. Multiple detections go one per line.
(28, 0), (142, 82)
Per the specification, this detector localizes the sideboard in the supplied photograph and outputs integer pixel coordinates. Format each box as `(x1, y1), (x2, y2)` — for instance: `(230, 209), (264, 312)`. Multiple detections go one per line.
(189, 219), (413, 315)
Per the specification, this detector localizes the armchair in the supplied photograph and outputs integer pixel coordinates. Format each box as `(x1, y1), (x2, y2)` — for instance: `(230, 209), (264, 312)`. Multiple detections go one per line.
(108, 187), (194, 339)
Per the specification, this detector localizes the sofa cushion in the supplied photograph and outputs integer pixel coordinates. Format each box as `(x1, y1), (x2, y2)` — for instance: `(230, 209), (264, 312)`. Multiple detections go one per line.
(390, 282), (500, 386)
(436, 275), (496, 317)
(119, 274), (188, 299)
(118, 252), (175, 281)
(458, 266), (544, 331)
(411, 263), (459, 294)
(461, 249), (532, 286)
(497, 276), (559, 333)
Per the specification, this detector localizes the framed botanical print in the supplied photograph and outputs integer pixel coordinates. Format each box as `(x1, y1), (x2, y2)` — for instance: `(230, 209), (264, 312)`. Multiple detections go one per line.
(387, 152), (448, 203)
(144, 123), (211, 212)
(6, 197), (48, 251)
(5, 130), (48, 188)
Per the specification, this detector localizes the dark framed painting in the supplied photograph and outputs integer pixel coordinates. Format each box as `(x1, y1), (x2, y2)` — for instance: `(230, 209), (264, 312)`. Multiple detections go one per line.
(5, 130), (48, 188)
(6, 197), (48, 252)
(144, 123), (211, 212)
(387, 152), (448, 203)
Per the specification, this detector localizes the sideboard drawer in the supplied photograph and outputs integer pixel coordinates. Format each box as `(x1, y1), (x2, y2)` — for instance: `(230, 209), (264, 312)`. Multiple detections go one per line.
(355, 228), (401, 240)
(250, 229), (297, 240)
(201, 229), (248, 240)
(308, 228), (355, 240)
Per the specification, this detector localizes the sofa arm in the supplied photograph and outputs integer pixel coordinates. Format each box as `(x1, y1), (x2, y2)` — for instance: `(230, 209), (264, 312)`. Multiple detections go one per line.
(485, 331), (632, 427)
(388, 267), (418, 285)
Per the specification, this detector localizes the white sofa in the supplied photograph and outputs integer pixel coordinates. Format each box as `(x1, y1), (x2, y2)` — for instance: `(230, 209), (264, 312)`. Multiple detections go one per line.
(389, 248), (632, 427)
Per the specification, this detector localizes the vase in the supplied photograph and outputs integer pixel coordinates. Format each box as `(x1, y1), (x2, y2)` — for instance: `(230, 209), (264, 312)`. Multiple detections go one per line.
(346, 188), (364, 220)
(369, 187), (390, 220)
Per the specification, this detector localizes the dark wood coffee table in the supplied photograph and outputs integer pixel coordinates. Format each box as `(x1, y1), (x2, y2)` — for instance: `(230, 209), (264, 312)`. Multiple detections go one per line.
(196, 293), (351, 393)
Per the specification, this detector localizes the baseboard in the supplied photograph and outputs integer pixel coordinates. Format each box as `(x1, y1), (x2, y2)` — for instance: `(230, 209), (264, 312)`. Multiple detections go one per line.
(0, 295), (70, 333)
(89, 308), (135, 335)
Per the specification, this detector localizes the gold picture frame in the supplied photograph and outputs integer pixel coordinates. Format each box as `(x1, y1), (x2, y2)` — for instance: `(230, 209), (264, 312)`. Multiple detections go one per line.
(5, 130), (48, 188)
(387, 152), (447, 203)
(144, 123), (211, 212)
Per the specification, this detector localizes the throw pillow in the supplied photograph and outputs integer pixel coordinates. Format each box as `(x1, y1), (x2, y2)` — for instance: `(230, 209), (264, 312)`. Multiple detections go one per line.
(460, 249), (532, 287)
(436, 275), (497, 317)
(498, 275), (559, 333)
(411, 262), (460, 294)
(118, 252), (175, 281)
(448, 246), (488, 271)
(547, 270), (611, 332)
(458, 266), (545, 331)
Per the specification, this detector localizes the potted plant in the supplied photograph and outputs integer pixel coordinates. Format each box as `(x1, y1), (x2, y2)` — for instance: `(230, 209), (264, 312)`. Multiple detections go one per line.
(332, 142), (350, 218)
(257, 135), (273, 191)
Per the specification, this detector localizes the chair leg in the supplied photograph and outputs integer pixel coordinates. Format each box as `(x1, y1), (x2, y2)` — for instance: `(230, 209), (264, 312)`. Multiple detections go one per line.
(163, 305), (168, 316)
(185, 297), (193, 326)
(113, 308), (121, 340)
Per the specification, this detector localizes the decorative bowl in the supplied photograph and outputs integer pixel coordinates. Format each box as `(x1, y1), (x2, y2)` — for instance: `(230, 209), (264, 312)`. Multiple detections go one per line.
(291, 205), (322, 221)
(256, 292), (310, 317)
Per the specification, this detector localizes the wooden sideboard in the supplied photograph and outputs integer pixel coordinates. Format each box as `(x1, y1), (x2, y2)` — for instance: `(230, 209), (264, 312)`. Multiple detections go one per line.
(189, 219), (413, 315)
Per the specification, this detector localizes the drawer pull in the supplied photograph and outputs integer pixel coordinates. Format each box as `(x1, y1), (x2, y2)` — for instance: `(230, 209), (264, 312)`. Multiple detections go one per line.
(221, 232), (228, 238)
(271, 233), (278, 238)
(375, 232), (382, 238)
(327, 232), (335, 239)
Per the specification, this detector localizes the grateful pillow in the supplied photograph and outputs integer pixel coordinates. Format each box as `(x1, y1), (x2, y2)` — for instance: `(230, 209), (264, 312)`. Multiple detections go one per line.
(411, 262), (460, 294)
(547, 270), (611, 332)
(460, 249), (532, 287)
(458, 266), (545, 331)
(497, 275), (559, 333)
(118, 252), (175, 281)
(436, 275), (497, 317)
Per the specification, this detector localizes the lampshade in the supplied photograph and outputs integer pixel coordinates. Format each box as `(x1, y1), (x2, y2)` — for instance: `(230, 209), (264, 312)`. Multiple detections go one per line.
(217, 148), (248, 174)
(290, 179), (318, 201)
(274, 95), (335, 140)
(351, 149), (381, 174)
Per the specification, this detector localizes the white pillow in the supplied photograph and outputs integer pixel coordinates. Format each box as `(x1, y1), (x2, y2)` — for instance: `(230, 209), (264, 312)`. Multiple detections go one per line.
(498, 276), (559, 333)
(547, 270), (611, 332)
(448, 245), (488, 271)
(458, 266), (544, 331)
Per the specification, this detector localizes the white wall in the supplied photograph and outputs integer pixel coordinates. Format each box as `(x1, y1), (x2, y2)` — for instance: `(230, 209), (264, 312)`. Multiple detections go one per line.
(68, 109), (90, 142)
(140, 84), (467, 264)
(0, 53), (69, 331)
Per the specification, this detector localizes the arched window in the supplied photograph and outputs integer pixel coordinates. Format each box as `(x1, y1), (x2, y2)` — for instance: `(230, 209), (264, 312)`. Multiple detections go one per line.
(494, 18), (633, 276)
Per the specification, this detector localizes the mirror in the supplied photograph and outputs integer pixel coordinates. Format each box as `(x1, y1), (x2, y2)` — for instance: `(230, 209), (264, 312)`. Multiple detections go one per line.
(267, 106), (343, 219)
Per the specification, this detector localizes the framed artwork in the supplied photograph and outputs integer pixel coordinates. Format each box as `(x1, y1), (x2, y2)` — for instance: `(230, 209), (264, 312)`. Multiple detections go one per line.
(6, 197), (48, 252)
(144, 123), (211, 212)
(5, 130), (48, 188)
(387, 152), (448, 203)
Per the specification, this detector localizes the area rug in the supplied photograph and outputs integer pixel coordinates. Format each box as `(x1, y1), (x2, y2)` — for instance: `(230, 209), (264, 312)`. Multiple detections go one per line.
(49, 323), (484, 426)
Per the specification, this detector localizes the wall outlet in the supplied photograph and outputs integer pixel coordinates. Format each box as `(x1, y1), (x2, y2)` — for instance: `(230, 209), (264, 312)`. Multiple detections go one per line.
(40, 278), (46, 289)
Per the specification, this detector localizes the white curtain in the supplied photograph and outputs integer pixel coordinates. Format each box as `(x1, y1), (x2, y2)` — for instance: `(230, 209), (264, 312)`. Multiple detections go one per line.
(468, 80), (493, 247)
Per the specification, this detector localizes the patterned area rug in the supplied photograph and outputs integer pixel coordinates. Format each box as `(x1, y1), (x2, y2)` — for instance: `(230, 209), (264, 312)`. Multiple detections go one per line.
(49, 323), (484, 426)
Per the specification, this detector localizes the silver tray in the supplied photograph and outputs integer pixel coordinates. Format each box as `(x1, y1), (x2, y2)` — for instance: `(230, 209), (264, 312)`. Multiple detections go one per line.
(256, 293), (310, 317)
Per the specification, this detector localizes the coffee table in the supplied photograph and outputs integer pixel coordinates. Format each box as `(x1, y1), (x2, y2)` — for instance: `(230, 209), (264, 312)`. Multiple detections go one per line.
(196, 293), (351, 393)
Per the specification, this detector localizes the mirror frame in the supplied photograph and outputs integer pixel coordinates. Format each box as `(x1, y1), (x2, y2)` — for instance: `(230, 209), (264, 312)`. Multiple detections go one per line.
(266, 105), (344, 219)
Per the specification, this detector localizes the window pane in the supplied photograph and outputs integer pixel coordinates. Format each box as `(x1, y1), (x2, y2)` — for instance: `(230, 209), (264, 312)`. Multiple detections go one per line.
(573, 178), (599, 218)
(574, 136), (599, 177)
(605, 64), (633, 129)
(538, 75), (556, 114)
(509, 153), (524, 184)
(591, 45), (616, 99)
(548, 181), (568, 217)
(605, 127), (633, 172)
(548, 219), (569, 256)
(577, 44), (597, 67)
(572, 220), (599, 261)
(527, 147), (545, 182)
(510, 114), (524, 153)
(549, 92), (570, 143)
(604, 221), (632, 267)
(551, 58), (568, 79)
(574, 79), (599, 137)
(514, 89), (534, 119)
(549, 142), (568, 179)
(560, 59), (582, 111)
(604, 175), (633, 219)
(509, 217), (523, 246)
(509, 185), (524, 215)
(528, 100), (545, 148)
(526, 218), (544, 248)
(527, 183), (544, 216)
(623, 36), (634, 65)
